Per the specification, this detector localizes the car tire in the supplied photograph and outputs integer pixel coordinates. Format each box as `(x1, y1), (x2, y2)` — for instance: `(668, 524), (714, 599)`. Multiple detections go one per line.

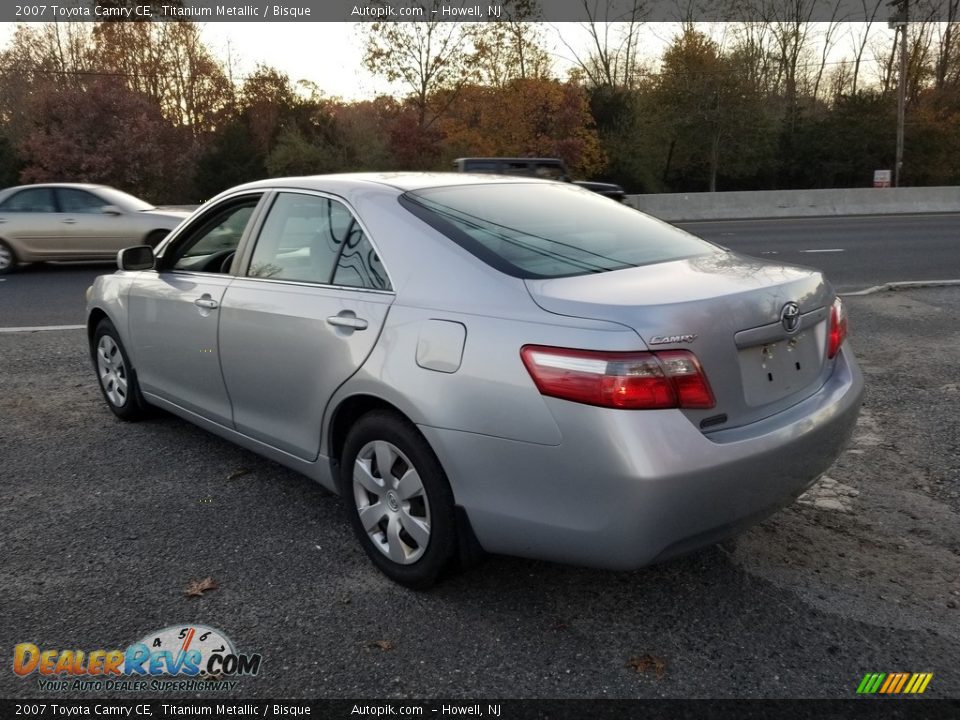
(0, 239), (17, 274)
(341, 411), (458, 589)
(92, 318), (148, 421)
(145, 230), (168, 248)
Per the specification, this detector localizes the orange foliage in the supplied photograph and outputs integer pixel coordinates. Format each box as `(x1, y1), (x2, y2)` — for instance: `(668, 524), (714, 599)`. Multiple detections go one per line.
(437, 78), (605, 176)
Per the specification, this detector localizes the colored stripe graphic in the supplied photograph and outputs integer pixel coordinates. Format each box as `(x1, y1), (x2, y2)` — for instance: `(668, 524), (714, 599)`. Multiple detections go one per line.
(893, 673), (910, 693)
(857, 672), (932, 694)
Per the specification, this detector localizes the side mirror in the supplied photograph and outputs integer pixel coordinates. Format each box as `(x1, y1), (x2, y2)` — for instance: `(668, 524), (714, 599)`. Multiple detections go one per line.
(118, 245), (154, 271)
(102, 205), (122, 216)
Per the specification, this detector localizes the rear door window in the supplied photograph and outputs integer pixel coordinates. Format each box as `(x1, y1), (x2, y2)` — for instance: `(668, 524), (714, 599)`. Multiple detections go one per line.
(248, 192), (390, 290)
(0, 188), (56, 212)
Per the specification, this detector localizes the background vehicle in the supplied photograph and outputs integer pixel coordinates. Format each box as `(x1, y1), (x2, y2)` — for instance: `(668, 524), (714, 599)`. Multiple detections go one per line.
(452, 157), (626, 202)
(0, 183), (188, 274)
(86, 174), (862, 588)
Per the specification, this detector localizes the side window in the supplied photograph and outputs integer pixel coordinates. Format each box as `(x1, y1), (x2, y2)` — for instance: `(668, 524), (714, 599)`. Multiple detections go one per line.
(170, 199), (259, 272)
(248, 193), (360, 285)
(505, 161), (533, 176)
(532, 163), (566, 181)
(462, 160), (500, 173)
(0, 188), (56, 212)
(333, 234), (391, 291)
(58, 189), (108, 214)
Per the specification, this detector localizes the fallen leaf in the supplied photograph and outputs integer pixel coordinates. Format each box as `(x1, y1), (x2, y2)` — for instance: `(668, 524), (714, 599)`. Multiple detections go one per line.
(225, 469), (250, 480)
(184, 577), (218, 598)
(362, 640), (395, 651)
(628, 654), (667, 678)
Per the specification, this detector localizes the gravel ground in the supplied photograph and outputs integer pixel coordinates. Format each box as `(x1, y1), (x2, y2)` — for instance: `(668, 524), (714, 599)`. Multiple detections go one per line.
(1, 287), (957, 700)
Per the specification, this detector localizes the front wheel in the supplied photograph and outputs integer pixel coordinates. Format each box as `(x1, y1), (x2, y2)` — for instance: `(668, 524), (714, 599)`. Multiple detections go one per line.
(92, 319), (148, 421)
(0, 239), (17, 274)
(341, 411), (458, 589)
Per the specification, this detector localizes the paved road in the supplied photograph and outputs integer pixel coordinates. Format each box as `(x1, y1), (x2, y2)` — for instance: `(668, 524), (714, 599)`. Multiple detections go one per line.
(677, 213), (960, 292)
(1, 214), (958, 328)
(1, 287), (957, 700)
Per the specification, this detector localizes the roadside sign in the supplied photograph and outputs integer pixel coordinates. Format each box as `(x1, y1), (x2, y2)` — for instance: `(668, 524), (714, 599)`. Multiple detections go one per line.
(874, 169), (892, 188)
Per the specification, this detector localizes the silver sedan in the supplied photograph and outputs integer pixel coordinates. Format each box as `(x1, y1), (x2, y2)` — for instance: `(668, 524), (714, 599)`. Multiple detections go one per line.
(0, 183), (188, 273)
(85, 174), (863, 588)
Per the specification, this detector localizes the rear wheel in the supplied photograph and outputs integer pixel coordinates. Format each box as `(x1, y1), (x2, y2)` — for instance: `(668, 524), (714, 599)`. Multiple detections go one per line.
(0, 239), (17, 274)
(93, 319), (148, 421)
(341, 411), (457, 589)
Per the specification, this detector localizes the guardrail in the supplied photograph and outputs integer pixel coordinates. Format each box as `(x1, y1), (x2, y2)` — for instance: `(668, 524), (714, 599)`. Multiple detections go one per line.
(626, 186), (960, 221)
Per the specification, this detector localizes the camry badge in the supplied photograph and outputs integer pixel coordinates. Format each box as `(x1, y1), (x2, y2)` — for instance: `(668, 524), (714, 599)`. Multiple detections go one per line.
(649, 334), (697, 345)
(780, 302), (801, 334)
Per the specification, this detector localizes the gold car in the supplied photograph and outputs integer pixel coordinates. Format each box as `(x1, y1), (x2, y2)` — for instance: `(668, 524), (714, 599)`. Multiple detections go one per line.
(0, 183), (189, 274)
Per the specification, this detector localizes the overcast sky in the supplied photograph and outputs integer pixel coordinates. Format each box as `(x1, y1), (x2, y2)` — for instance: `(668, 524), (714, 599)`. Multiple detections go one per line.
(0, 21), (898, 101)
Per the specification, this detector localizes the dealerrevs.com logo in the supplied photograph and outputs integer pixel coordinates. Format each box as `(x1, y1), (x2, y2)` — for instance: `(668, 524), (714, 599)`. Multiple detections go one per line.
(14, 625), (262, 692)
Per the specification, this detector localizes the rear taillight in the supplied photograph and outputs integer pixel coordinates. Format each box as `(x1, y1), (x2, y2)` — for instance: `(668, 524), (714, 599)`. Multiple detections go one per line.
(827, 297), (847, 359)
(520, 346), (715, 410)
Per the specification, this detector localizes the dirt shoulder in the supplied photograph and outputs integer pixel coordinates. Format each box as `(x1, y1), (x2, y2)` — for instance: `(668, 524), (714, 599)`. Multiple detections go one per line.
(734, 287), (960, 647)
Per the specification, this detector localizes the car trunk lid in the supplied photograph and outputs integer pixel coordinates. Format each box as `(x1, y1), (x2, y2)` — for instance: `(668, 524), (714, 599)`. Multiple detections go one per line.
(524, 251), (836, 431)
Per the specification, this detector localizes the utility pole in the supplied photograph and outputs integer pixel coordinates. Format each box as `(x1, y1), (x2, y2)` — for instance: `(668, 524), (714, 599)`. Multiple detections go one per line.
(890, 0), (909, 187)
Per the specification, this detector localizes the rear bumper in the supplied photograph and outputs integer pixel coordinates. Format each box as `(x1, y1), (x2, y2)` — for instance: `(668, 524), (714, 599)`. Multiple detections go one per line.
(419, 346), (863, 570)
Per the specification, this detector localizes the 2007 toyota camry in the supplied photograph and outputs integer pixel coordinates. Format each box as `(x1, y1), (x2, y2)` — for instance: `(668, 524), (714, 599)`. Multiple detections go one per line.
(86, 174), (863, 588)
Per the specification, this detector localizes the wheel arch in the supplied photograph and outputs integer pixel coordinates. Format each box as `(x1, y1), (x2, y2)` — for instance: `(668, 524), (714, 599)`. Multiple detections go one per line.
(327, 394), (415, 471)
(0, 235), (20, 270)
(87, 307), (110, 354)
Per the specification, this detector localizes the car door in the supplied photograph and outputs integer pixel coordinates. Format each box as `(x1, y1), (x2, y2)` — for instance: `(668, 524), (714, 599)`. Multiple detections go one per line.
(54, 187), (137, 256)
(218, 190), (394, 461)
(127, 193), (265, 426)
(0, 187), (59, 257)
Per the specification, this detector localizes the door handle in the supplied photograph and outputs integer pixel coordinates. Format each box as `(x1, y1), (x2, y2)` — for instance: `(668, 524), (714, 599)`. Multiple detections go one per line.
(62, 219), (77, 224)
(327, 314), (368, 331)
(194, 296), (219, 310)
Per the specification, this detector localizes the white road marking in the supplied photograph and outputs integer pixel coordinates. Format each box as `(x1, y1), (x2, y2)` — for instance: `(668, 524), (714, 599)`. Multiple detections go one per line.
(0, 324), (85, 333)
(800, 248), (845, 253)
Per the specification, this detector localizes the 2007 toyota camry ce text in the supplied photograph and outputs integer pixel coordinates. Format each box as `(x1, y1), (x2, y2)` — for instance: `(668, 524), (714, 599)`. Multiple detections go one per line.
(85, 173), (863, 588)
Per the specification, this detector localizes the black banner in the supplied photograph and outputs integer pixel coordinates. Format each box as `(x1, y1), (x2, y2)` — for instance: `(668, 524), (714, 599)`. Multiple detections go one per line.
(3, 699), (960, 720)
(3, 0), (955, 24)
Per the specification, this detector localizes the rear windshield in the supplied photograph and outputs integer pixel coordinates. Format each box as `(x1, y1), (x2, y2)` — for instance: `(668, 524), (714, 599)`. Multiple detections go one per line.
(400, 183), (718, 279)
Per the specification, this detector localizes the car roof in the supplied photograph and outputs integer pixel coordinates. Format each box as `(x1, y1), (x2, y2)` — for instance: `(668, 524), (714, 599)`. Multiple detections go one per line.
(224, 172), (556, 196)
(1, 182), (111, 194)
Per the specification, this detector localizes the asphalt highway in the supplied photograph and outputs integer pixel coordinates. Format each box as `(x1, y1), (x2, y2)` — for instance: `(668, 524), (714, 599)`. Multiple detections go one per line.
(1, 286), (958, 699)
(678, 212), (960, 292)
(1, 213), (957, 329)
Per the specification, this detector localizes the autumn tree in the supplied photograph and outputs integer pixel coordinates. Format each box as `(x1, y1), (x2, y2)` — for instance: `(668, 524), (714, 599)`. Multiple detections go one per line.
(332, 97), (402, 170)
(655, 29), (762, 192)
(563, 0), (647, 91)
(362, 0), (476, 129)
(469, 0), (552, 87)
(91, 20), (232, 134)
(18, 78), (189, 202)
(438, 78), (605, 176)
(0, 24), (91, 145)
